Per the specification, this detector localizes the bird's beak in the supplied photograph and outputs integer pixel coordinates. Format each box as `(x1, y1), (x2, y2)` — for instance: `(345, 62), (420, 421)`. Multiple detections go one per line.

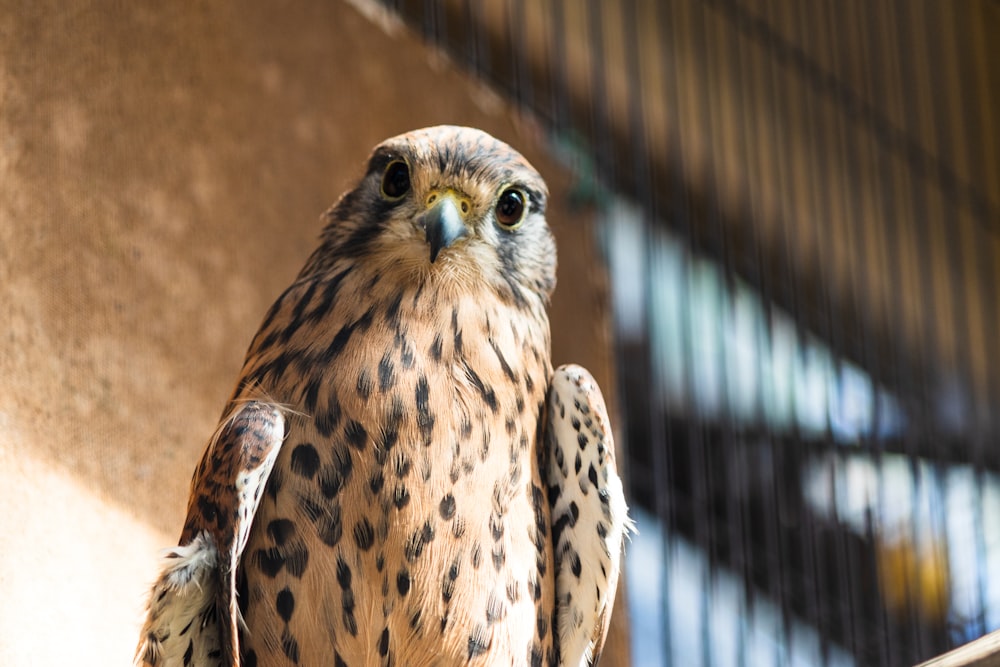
(419, 191), (469, 263)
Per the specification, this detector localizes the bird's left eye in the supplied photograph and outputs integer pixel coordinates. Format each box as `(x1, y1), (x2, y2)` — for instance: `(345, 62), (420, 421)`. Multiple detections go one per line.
(495, 188), (527, 230)
(381, 160), (411, 200)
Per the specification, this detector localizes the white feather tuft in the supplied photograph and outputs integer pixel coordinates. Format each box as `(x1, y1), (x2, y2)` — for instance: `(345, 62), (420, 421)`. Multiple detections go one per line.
(136, 532), (223, 667)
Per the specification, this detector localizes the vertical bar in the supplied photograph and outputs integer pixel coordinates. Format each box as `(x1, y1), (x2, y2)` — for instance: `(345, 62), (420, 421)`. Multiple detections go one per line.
(585, 0), (612, 188)
(736, 4), (785, 663)
(672, 3), (718, 663)
(897, 1), (960, 659)
(421, 0), (441, 43)
(653, 1), (689, 661)
(759, 0), (804, 661)
(841, 3), (909, 665)
(699, 4), (743, 665)
(724, 14), (765, 665)
(791, 6), (849, 666)
(465, 0), (488, 82)
(732, 12), (779, 662)
(548, 0), (569, 134)
(507, 0), (530, 113)
(967, 1), (1000, 636)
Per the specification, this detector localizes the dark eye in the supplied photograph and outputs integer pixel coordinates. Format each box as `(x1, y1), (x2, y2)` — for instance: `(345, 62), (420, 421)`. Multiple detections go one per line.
(495, 188), (526, 230)
(381, 160), (410, 199)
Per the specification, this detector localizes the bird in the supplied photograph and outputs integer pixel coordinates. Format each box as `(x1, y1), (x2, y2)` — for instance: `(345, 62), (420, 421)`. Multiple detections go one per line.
(136, 125), (631, 667)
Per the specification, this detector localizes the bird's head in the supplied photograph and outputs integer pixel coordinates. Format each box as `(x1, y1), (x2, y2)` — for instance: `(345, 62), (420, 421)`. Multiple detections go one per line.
(316, 126), (557, 305)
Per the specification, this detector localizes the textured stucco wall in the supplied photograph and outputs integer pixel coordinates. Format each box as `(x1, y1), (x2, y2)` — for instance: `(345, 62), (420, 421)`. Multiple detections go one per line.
(0, 1), (625, 664)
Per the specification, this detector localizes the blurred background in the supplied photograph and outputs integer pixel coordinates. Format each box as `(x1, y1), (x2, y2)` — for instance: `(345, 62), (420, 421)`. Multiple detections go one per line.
(1, 1), (997, 666)
(377, 0), (1000, 665)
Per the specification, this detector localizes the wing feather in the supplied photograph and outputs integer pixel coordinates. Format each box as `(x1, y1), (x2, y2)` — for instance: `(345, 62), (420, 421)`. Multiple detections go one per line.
(137, 401), (285, 667)
(546, 365), (633, 667)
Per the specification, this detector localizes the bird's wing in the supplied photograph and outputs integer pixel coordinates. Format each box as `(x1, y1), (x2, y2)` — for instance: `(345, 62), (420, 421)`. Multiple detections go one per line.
(137, 401), (285, 667)
(546, 364), (633, 667)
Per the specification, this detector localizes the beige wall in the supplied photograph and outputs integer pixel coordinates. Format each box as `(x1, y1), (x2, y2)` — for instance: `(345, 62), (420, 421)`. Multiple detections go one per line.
(0, 1), (625, 663)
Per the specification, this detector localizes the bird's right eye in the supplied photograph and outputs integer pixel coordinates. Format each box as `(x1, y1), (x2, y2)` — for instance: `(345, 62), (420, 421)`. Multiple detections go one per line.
(381, 160), (411, 200)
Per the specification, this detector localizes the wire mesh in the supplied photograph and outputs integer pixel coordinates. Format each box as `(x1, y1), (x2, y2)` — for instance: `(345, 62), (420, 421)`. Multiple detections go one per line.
(378, 1), (1000, 664)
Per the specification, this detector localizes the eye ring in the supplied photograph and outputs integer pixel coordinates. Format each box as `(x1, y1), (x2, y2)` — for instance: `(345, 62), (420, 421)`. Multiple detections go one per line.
(381, 160), (411, 200)
(495, 187), (527, 230)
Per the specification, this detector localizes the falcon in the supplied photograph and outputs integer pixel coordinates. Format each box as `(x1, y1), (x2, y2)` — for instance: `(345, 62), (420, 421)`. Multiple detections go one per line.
(137, 126), (631, 667)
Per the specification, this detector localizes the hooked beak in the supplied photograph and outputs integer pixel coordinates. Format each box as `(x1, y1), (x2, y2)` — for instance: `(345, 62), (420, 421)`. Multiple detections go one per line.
(419, 193), (469, 263)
